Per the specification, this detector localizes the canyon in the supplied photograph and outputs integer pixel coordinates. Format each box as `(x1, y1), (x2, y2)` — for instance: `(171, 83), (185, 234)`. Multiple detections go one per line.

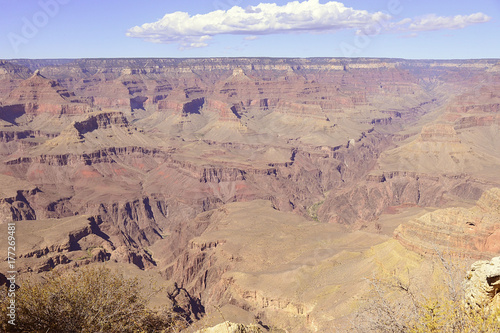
(0, 57), (499, 331)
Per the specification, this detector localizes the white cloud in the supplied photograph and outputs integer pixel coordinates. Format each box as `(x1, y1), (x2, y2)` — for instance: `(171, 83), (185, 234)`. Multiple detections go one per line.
(244, 36), (259, 41)
(126, 0), (391, 48)
(394, 13), (491, 32)
(126, 0), (492, 49)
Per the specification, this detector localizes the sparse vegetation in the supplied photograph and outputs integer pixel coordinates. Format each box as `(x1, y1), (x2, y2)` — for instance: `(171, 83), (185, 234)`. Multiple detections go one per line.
(75, 246), (102, 261)
(1, 267), (187, 333)
(307, 199), (324, 222)
(144, 247), (154, 258)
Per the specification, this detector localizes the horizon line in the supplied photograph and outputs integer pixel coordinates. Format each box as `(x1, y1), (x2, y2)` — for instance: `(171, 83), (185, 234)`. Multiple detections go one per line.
(4, 56), (500, 61)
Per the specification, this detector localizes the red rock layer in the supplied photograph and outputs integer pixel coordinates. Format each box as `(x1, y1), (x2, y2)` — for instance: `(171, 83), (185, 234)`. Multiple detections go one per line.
(1, 71), (92, 116)
(394, 188), (500, 258)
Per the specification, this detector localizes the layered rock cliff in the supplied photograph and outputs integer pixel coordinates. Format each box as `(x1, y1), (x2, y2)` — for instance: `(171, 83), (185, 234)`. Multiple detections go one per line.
(1, 57), (499, 331)
(0, 70), (93, 119)
(394, 188), (500, 258)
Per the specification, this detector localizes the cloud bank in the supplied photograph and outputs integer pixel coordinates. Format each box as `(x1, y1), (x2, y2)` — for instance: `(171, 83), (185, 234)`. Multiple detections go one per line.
(126, 0), (491, 49)
(398, 13), (491, 32)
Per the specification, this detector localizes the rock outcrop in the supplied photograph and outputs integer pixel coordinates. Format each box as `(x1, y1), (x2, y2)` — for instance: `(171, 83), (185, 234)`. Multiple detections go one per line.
(394, 188), (500, 258)
(0, 70), (92, 119)
(0, 174), (39, 221)
(5, 215), (113, 274)
(0, 61), (33, 99)
(465, 256), (500, 309)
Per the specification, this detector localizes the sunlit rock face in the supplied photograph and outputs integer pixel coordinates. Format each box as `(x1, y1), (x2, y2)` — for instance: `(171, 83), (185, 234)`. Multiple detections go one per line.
(1, 57), (500, 332)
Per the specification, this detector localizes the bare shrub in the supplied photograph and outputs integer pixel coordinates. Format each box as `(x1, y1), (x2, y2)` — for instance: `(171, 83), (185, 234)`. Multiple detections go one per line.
(1, 266), (187, 332)
(347, 251), (500, 333)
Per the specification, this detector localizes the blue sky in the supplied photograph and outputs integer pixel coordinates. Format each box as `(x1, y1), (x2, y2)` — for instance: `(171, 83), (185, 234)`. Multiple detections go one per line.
(1, 0), (498, 59)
